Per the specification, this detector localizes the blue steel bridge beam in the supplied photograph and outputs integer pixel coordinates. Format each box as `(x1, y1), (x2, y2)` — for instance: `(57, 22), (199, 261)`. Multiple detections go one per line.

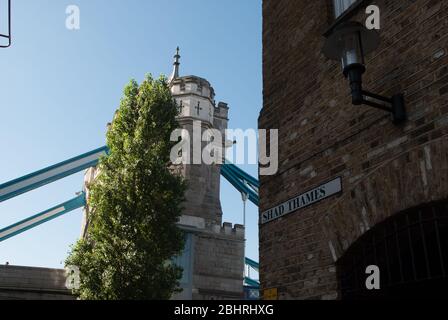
(0, 193), (86, 243)
(244, 277), (260, 288)
(0, 146), (260, 249)
(0, 146), (260, 206)
(245, 257), (260, 272)
(0, 147), (108, 203)
(220, 165), (259, 206)
(223, 160), (259, 190)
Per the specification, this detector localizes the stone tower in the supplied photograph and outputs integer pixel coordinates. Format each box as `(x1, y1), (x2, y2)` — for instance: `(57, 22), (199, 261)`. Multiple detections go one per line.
(81, 49), (245, 300)
(168, 48), (244, 300)
(168, 47), (229, 227)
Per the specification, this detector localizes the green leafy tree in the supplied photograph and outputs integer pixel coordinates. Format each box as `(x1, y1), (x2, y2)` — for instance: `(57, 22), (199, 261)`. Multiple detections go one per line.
(66, 75), (186, 300)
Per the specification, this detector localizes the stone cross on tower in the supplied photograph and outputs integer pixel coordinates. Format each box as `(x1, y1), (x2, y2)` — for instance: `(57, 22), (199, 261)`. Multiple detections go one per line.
(195, 102), (203, 116)
(178, 100), (184, 114)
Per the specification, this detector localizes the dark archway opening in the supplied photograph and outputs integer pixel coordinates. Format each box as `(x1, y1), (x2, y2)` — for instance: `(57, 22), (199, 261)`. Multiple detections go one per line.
(337, 200), (448, 299)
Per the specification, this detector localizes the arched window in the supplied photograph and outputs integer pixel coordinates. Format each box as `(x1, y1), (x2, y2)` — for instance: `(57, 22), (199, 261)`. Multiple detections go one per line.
(337, 200), (448, 299)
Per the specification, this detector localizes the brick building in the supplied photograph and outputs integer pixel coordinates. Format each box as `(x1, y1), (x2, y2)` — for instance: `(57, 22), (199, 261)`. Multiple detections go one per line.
(259, 0), (448, 299)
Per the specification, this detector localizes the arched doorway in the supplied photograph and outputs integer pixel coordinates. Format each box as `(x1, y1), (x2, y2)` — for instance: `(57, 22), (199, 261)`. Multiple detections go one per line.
(337, 200), (448, 299)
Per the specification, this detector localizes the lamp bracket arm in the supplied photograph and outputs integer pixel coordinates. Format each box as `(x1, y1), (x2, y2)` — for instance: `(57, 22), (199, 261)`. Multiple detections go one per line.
(361, 90), (393, 104)
(361, 97), (394, 113)
(358, 90), (406, 124)
(361, 90), (394, 113)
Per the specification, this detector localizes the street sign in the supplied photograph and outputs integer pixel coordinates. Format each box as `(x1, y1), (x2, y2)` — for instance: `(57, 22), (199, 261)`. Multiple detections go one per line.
(261, 177), (342, 224)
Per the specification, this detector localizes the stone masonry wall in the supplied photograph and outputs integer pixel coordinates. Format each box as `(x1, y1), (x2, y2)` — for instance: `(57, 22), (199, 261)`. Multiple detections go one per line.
(260, 0), (448, 299)
(0, 265), (73, 300)
(192, 223), (245, 300)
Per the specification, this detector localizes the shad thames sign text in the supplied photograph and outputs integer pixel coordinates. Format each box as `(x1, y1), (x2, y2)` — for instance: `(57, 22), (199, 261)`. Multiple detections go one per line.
(261, 178), (343, 224)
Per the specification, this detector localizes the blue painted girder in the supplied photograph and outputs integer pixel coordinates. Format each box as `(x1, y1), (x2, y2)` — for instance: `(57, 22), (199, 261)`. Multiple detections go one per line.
(0, 146), (260, 242)
(0, 147), (108, 203)
(0, 193), (86, 243)
(245, 258), (260, 289)
(244, 277), (260, 288)
(245, 257), (260, 272)
(220, 164), (259, 206)
(224, 160), (259, 190)
(0, 146), (260, 206)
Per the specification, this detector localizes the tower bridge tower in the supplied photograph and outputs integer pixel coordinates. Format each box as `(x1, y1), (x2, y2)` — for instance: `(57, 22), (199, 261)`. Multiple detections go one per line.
(168, 47), (230, 227)
(82, 48), (245, 300)
(167, 49), (245, 300)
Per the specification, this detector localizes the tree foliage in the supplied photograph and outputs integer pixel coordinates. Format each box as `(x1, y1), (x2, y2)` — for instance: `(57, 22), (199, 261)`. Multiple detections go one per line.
(66, 75), (186, 300)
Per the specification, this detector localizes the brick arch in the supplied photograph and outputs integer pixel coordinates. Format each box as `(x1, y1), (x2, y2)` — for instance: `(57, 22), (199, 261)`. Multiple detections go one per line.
(321, 135), (448, 262)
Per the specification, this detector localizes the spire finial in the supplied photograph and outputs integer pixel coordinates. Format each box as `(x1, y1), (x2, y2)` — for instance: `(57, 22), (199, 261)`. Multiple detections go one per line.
(169, 47), (181, 82)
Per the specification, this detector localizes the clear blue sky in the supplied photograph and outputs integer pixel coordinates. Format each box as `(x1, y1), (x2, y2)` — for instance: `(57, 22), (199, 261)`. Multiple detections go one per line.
(0, 0), (261, 268)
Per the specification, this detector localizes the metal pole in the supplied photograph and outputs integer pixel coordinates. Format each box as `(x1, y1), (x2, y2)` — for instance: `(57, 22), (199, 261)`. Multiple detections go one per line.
(241, 191), (248, 288)
(242, 192), (248, 227)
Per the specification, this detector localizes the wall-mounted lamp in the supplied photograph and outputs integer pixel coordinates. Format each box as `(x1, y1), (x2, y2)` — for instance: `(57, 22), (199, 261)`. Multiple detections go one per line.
(322, 21), (406, 124)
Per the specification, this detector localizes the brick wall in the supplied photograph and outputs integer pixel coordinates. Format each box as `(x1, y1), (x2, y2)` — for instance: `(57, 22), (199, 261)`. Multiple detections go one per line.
(260, 0), (448, 299)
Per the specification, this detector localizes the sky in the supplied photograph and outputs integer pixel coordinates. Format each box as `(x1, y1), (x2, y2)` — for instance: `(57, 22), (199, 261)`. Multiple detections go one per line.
(0, 0), (261, 269)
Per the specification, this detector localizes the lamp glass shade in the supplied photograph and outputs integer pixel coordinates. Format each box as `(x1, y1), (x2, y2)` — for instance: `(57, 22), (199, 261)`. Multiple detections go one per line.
(322, 22), (380, 69)
(340, 31), (364, 70)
